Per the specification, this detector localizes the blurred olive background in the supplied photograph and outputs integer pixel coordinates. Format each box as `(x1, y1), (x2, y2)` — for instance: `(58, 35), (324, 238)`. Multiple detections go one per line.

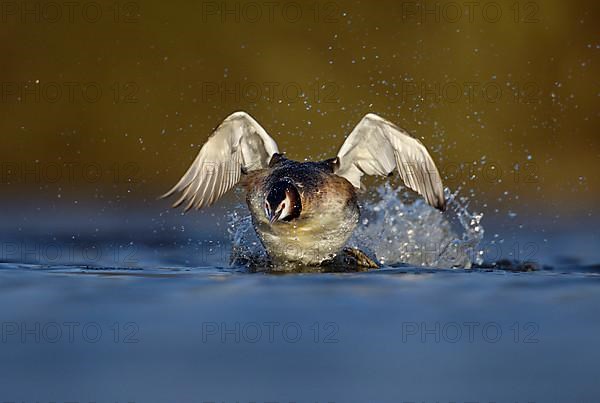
(1, 0), (598, 222)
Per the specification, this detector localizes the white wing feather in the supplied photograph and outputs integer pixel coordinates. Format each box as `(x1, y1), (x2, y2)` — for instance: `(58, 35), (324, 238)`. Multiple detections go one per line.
(162, 111), (279, 211)
(336, 113), (446, 210)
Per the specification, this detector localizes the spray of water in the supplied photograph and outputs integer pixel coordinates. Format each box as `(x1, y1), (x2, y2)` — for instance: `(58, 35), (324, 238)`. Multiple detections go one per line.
(228, 185), (484, 269)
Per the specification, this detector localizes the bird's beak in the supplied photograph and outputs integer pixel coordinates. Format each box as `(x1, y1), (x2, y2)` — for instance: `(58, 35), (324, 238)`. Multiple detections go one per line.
(269, 209), (282, 224)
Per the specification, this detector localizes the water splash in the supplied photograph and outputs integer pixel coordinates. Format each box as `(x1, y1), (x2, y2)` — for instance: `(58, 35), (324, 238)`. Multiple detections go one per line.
(228, 208), (268, 267)
(348, 185), (484, 268)
(228, 185), (484, 269)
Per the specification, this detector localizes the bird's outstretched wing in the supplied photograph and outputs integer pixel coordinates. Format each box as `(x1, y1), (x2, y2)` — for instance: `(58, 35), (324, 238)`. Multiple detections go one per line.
(162, 111), (279, 211)
(335, 113), (446, 210)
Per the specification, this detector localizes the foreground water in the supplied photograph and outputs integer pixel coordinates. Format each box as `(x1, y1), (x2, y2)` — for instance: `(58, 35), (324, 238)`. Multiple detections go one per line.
(0, 263), (599, 402)
(1, 193), (599, 402)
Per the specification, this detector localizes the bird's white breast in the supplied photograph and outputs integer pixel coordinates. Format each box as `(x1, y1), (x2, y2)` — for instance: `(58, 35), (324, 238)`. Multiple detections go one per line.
(248, 191), (359, 265)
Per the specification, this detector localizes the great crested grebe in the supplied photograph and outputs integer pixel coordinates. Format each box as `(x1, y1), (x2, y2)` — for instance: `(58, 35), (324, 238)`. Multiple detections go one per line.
(163, 112), (445, 269)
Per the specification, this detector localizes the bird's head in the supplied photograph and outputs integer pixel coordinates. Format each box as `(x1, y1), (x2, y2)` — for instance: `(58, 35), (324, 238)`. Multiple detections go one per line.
(264, 179), (302, 224)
